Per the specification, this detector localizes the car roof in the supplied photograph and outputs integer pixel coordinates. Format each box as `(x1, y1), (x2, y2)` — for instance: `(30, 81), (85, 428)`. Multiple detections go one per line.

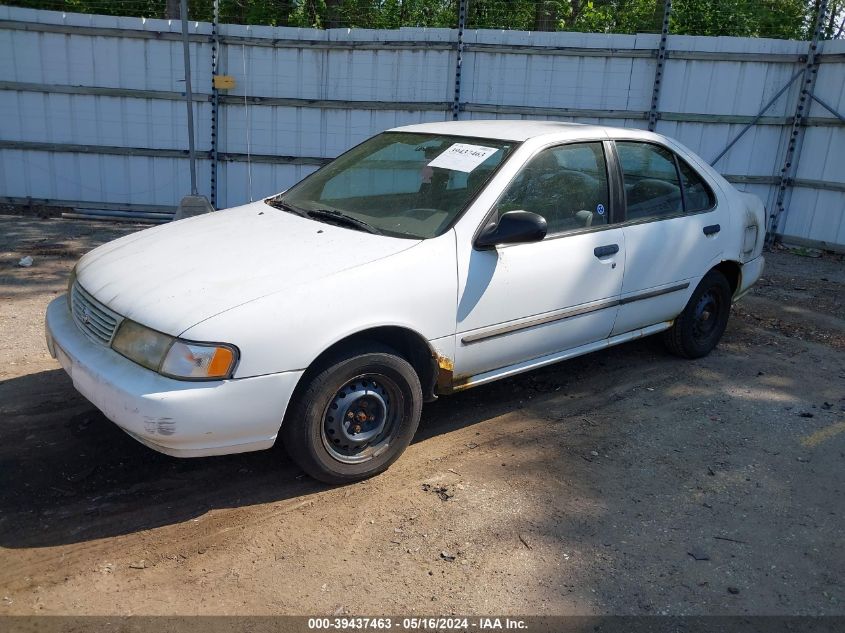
(388, 119), (662, 143)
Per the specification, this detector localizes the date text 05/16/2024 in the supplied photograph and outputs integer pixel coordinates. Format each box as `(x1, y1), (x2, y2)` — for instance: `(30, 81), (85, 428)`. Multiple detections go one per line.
(307, 617), (528, 630)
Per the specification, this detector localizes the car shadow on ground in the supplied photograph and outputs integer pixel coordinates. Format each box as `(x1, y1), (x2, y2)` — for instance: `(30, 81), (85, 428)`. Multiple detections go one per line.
(0, 337), (670, 550)
(0, 368), (320, 549)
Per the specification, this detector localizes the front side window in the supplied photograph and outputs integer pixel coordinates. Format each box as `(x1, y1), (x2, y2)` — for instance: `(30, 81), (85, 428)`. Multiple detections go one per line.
(276, 132), (514, 239)
(617, 141), (683, 221)
(493, 142), (610, 235)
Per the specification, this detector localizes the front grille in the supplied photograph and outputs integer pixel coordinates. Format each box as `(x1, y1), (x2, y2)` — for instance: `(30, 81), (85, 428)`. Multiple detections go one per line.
(70, 282), (123, 346)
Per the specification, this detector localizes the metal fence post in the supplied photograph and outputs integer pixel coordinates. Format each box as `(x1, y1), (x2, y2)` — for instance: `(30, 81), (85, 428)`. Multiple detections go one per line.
(647, 0), (672, 132)
(767, 0), (829, 245)
(452, 0), (468, 121)
(179, 0), (198, 196)
(210, 0), (220, 208)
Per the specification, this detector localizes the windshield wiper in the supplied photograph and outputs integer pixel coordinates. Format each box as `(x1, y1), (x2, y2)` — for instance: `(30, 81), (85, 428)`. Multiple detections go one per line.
(305, 209), (383, 235)
(266, 199), (383, 235)
(265, 197), (308, 217)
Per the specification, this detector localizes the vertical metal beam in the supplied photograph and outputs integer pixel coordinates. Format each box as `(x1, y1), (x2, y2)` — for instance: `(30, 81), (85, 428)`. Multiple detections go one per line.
(648, 0), (672, 132)
(179, 0), (198, 195)
(767, 0), (829, 244)
(210, 0), (220, 208)
(452, 0), (468, 121)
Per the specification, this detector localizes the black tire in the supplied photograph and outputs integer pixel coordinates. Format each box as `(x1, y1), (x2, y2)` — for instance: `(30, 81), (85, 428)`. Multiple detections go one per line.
(281, 343), (422, 484)
(663, 270), (732, 359)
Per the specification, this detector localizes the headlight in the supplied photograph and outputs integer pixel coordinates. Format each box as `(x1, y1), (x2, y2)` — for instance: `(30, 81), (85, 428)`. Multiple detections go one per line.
(160, 340), (238, 380)
(112, 320), (174, 371)
(111, 320), (238, 380)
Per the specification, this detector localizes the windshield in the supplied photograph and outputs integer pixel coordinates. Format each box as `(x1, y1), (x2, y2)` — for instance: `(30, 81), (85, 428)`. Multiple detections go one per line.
(273, 132), (515, 239)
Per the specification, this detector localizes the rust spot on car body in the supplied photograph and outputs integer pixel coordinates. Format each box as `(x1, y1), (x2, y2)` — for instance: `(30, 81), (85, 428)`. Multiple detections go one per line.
(432, 355), (474, 394)
(434, 353), (455, 394)
(450, 376), (473, 392)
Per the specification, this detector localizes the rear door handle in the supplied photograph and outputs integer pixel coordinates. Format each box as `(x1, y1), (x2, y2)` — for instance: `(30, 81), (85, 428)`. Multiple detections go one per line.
(594, 244), (619, 258)
(703, 224), (721, 236)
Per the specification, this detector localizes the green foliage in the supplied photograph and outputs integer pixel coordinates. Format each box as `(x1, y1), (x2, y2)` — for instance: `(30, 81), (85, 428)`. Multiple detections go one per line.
(5, 0), (844, 38)
(569, 0), (663, 33)
(671, 0), (813, 39)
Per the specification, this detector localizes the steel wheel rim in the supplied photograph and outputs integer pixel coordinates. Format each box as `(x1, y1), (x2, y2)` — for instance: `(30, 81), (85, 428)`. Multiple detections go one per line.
(321, 373), (402, 464)
(692, 288), (722, 343)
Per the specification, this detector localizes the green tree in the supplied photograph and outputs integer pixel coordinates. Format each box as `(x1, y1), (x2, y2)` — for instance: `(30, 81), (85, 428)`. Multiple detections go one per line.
(5, 0), (844, 38)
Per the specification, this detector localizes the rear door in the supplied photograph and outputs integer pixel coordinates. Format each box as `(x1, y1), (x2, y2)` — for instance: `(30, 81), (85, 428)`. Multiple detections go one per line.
(610, 140), (728, 335)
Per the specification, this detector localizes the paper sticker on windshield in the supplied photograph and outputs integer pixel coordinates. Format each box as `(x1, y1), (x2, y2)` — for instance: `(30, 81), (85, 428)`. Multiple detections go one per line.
(428, 143), (499, 173)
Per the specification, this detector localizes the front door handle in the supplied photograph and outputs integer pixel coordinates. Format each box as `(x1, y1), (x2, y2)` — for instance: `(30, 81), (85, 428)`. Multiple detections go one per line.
(594, 244), (619, 258)
(703, 224), (721, 236)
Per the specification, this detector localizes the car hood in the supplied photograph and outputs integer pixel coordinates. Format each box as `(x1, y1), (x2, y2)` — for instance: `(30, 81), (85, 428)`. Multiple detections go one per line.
(76, 201), (420, 335)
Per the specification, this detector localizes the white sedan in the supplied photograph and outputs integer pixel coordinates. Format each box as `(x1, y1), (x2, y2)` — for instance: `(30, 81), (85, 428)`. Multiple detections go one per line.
(45, 121), (765, 483)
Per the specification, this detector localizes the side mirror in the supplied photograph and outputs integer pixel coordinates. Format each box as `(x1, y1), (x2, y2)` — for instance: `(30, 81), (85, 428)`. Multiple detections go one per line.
(475, 210), (548, 249)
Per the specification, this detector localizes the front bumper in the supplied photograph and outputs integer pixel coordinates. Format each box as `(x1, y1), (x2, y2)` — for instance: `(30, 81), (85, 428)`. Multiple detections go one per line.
(45, 296), (303, 457)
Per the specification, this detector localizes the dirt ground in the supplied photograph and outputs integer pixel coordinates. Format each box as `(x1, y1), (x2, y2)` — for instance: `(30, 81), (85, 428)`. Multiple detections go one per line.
(0, 215), (843, 616)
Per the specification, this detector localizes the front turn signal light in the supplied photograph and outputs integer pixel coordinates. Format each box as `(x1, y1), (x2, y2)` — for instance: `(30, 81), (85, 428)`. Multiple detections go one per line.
(159, 340), (238, 380)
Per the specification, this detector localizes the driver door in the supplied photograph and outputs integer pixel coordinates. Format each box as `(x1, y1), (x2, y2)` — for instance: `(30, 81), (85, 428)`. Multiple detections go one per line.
(454, 141), (626, 379)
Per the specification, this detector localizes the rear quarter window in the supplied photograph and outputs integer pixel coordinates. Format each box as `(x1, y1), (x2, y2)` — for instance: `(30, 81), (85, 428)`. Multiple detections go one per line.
(677, 159), (716, 212)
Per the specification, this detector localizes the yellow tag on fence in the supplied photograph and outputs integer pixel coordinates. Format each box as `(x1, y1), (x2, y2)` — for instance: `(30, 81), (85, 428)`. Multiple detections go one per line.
(212, 75), (236, 90)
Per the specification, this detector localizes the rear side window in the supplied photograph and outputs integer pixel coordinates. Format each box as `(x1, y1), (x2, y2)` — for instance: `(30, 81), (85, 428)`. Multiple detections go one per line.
(678, 159), (716, 212)
(616, 141), (683, 221)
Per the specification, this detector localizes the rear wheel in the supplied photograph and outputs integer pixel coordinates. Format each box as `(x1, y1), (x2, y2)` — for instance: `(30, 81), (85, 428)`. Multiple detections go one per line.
(282, 344), (422, 484)
(663, 270), (732, 359)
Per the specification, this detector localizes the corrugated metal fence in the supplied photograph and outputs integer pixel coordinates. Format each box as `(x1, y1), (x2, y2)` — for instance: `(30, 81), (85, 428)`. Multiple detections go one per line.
(0, 6), (843, 247)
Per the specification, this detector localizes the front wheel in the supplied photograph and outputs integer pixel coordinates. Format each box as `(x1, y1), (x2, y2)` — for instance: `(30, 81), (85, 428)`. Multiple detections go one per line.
(281, 344), (422, 484)
(663, 270), (732, 359)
